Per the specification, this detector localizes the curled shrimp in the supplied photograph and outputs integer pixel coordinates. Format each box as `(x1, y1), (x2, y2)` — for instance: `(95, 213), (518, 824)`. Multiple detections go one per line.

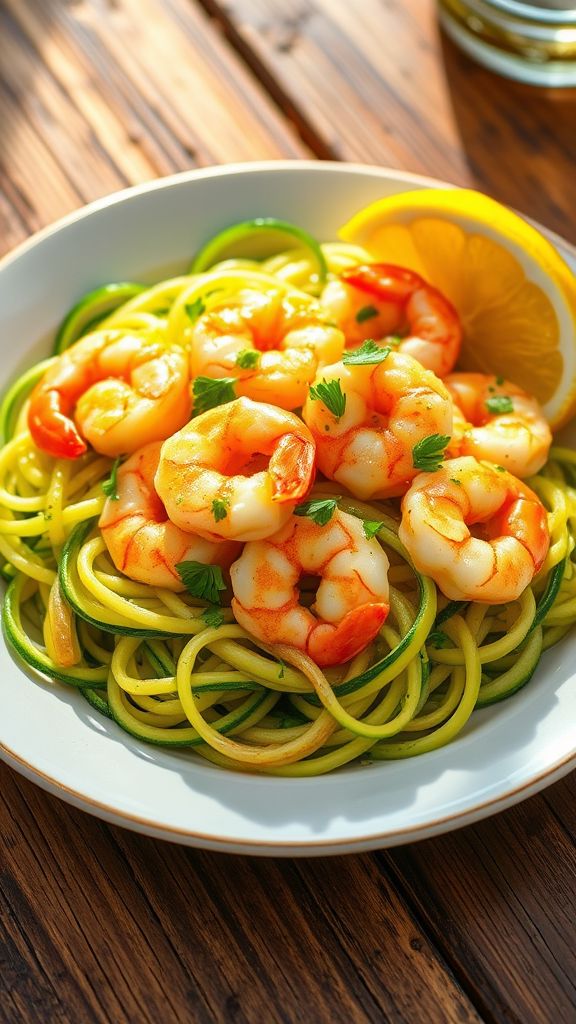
(321, 263), (462, 377)
(99, 442), (239, 591)
(189, 287), (344, 410)
(445, 373), (552, 478)
(302, 350), (453, 499)
(399, 456), (549, 603)
(230, 509), (390, 667)
(28, 331), (191, 459)
(155, 397), (316, 542)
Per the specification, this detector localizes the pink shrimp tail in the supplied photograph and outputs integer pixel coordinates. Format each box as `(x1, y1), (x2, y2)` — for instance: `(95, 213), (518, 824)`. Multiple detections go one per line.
(28, 387), (87, 459)
(307, 602), (389, 667)
(341, 263), (424, 303)
(269, 432), (316, 503)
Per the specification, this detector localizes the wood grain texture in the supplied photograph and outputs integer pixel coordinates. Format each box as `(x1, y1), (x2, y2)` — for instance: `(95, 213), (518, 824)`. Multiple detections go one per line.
(200, 0), (576, 241)
(0, 0), (307, 255)
(1, 1), (575, 1023)
(1, 765), (484, 1024)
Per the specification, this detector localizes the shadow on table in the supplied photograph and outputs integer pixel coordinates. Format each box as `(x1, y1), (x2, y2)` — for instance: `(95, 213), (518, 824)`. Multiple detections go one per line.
(437, 27), (576, 242)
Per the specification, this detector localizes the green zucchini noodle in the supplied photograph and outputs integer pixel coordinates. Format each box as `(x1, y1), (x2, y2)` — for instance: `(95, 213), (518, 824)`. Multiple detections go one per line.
(1, 221), (575, 777)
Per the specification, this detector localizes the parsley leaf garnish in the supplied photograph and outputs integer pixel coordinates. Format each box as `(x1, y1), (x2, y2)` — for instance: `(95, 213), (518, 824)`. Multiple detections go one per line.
(176, 561), (226, 605)
(496, 375), (505, 386)
(185, 297), (206, 322)
(102, 457), (121, 500)
(201, 606), (225, 629)
(428, 630), (449, 649)
(412, 433), (450, 472)
(308, 378), (346, 419)
(236, 348), (260, 370)
(362, 519), (383, 540)
(294, 497), (340, 526)
(212, 498), (229, 522)
(343, 340), (391, 366)
(277, 659), (286, 680)
(486, 395), (514, 415)
(193, 376), (236, 415)
(355, 304), (379, 324)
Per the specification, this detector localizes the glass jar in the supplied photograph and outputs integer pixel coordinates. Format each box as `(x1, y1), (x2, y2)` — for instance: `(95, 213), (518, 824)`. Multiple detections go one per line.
(438, 1), (576, 85)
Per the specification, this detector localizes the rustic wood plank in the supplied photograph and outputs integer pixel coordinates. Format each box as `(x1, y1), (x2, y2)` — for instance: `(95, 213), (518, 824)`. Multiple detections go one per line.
(384, 775), (576, 1024)
(200, 0), (576, 241)
(0, 0), (308, 257)
(1, 763), (485, 1024)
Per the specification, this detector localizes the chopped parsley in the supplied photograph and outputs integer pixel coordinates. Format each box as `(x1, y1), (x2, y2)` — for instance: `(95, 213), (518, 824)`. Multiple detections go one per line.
(193, 376), (236, 415)
(496, 375), (505, 386)
(428, 630), (449, 649)
(412, 433), (450, 472)
(362, 519), (384, 540)
(176, 561), (226, 605)
(277, 659), (286, 680)
(201, 606), (225, 629)
(236, 348), (260, 370)
(185, 297), (206, 322)
(294, 497), (340, 526)
(211, 498), (229, 522)
(308, 378), (346, 420)
(101, 457), (121, 500)
(486, 395), (514, 415)
(342, 340), (391, 366)
(355, 304), (379, 324)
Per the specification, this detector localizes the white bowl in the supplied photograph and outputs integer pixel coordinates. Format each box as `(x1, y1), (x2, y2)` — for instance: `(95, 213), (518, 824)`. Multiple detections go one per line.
(1, 161), (575, 856)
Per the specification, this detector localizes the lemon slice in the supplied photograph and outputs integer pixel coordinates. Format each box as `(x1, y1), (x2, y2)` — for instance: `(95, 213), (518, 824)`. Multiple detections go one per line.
(339, 188), (576, 428)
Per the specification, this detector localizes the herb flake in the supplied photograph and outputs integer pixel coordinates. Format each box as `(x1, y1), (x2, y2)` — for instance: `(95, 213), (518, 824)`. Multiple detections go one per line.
(212, 498), (229, 522)
(236, 348), (260, 370)
(486, 395), (514, 415)
(102, 457), (121, 500)
(193, 376), (236, 415)
(412, 434), (450, 472)
(185, 297), (206, 322)
(343, 340), (391, 366)
(308, 378), (346, 420)
(362, 519), (383, 540)
(201, 606), (225, 629)
(428, 630), (449, 649)
(176, 561), (226, 605)
(355, 304), (379, 324)
(294, 497), (340, 526)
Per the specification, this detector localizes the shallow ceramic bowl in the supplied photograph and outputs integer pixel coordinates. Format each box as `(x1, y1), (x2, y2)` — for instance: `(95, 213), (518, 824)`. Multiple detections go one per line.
(1, 161), (574, 855)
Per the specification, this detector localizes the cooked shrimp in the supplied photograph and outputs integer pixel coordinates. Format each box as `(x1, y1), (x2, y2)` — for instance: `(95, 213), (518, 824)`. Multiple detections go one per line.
(445, 373), (552, 478)
(399, 456), (549, 603)
(230, 509), (390, 667)
(302, 350), (453, 500)
(28, 330), (191, 459)
(99, 442), (239, 591)
(321, 264), (462, 377)
(189, 287), (344, 410)
(155, 398), (316, 543)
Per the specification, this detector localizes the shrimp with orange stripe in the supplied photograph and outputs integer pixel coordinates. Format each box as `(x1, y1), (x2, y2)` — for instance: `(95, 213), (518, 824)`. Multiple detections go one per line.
(302, 345), (453, 500)
(445, 372), (552, 478)
(320, 263), (462, 377)
(28, 330), (191, 459)
(99, 442), (240, 591)
(189, 286), (344, 410)
(230, 507), (390, 667)
(399, 456), (549, 603)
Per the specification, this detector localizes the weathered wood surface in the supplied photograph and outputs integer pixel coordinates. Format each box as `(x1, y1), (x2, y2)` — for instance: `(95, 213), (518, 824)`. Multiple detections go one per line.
(1, 2), (575, 1022)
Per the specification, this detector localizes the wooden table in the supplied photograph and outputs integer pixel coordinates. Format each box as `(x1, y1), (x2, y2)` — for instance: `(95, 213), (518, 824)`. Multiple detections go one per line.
(1, 2), (575, 1021)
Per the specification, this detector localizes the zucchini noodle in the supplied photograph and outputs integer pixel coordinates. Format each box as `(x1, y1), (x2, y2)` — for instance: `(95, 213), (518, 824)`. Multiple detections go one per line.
(1, 221), (575, 776)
